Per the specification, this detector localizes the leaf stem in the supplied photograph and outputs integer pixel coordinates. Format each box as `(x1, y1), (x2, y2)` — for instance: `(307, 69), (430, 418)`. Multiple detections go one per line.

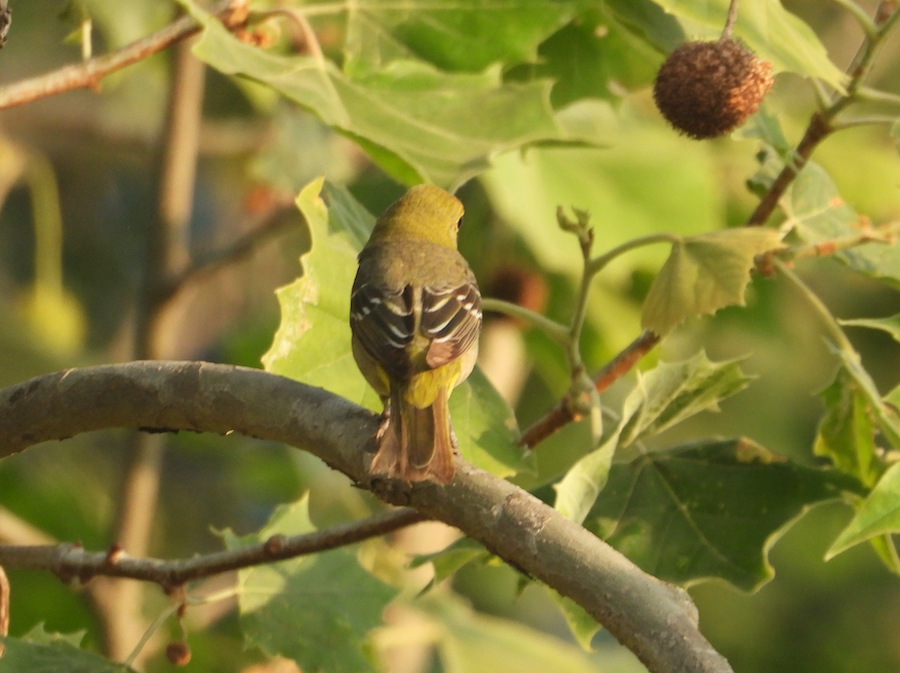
(481, 298), (570, 345)
(831, 0), (879, 37)
(774, 258), (856, 354)
(588, 233), (680, 276)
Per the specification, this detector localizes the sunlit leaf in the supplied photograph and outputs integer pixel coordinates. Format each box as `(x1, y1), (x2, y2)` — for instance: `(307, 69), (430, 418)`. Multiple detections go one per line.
(224, 497), (398, 673)
(178, 0), (578, 189)
(815, 366), (884, 488)
(344, 0), (575, 74)
(554, 432), (618, 524)
(840, 314), (900, 343)
(585, 438), (862, 590)
(651, 0), (847, 92)
(827, 461), (900, 559)
(423, 596), (606, 673)
(263, 179), (528, 478)
(787, 162), (900, 287)
(409, 538), (490, 588)
(0, 624), (133, 673)
(641, 228), (784, 336)
(547, 590), (603, 652)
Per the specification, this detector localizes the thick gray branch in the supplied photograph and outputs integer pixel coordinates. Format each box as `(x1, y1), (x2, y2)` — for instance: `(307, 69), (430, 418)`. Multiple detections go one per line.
(0, 361), (733, 673)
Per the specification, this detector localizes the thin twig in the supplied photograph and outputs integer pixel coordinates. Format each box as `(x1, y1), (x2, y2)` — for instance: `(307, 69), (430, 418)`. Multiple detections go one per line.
(720, 0), (740, 41)
(0, 0), (243, 111)
(0, 565), (8, 637)
(0, 508), (425, 588)
(518, 330), (661, 449)
(160, 199), (298, 304)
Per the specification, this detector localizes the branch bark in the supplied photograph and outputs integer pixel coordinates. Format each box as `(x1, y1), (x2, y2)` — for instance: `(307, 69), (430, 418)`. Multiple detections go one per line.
(0, 361), (733, 673)
(0, 0), (243, 111)
(0, 508), (425, 588)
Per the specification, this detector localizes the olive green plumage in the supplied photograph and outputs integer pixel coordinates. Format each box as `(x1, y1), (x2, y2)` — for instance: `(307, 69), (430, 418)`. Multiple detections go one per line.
(350, 184), (482, 484)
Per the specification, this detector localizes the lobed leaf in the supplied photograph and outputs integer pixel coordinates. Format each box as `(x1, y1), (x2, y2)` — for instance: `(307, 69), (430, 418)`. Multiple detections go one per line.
(424, 596), (606, 673)
(827, 460), (900, 560)
(0, 624), (133, 673)
(585, 438), (861, 590)
(224, 497), (398, 673)
(841, 314), (900, 343)
(344, 0), (576, 75)
(178, 0), (578, 189)
(554, 352), (752, 525)
(641, 228), (784, 336)
(786, 162), (900, 287)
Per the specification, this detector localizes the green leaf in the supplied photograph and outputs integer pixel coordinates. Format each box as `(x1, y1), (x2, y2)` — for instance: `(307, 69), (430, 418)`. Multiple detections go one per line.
(263, 178), (380, 412)
(841, 314), (900, 343)
(547, 592), (602, 652)
(604, 0), (686, 52)
(815, 365), (884, 488)
(553, 352), (752, 524)
(409, 537), (490, 588)
(178, 0), (576, 189)
(0, 625), (133, 673)
(585, 438), (861, 590)
(506, 6), (665, 106)
(641, 228), (784, 336)
(263, 178), (528, 478)
(344, 0), (576, 74)
(224, 496), (398, 673)
(553, 432), (618, 524)
(651, 0), (847, 92)
(424, 596), (606, 673)
(829, 349), (900, 454)
(787, 162), (900, 287)
(619, 351), (753, 446)
(827, 460), (900, 559)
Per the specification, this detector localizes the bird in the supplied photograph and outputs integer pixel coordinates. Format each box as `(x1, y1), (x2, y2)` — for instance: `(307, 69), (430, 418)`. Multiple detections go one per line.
(350, 184), (482, 484)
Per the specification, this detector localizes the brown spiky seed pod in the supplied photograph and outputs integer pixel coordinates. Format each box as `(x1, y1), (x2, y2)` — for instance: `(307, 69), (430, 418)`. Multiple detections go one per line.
(653, 38), (773, 140)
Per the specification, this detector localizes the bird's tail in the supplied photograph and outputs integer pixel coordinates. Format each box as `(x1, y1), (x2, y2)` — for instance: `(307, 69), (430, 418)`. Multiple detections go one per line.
(370, 386), (456, 484)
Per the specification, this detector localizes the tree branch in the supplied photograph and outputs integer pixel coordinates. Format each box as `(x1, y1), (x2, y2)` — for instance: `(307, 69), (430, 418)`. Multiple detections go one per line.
(0, 508), (425, 588)
(0, 0), (244, 111)
(0, 361), (733, 673)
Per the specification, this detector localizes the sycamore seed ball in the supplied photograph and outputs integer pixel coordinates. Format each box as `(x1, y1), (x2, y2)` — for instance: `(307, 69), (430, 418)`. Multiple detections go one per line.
(653, 38), (774, 140)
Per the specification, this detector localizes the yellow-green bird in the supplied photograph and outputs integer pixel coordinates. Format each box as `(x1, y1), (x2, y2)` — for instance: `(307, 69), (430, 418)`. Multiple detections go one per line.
(350, 184), (482, 484)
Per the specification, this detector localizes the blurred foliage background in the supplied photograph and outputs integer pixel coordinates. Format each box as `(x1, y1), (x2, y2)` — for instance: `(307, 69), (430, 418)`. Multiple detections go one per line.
(1, 1), (900, 672)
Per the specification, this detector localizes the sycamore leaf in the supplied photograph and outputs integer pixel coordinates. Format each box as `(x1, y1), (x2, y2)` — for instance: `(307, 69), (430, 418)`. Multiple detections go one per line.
(422, 596), (606, 673)
(585, 438), (862, 590)
(223, 497), (398, 673)
(618, 351), (752, 446)
(841, 314), (900, 343)
(344, 0), (576, 75)
(547, 592), (603, 652)
(0, 625), (133, 673)
(263, 178), (528, 478)
(553, 432), (618, 524)
(827, 460), (900, 560)
(554, 352), (752, 525)
(814, 366), (883, 488)
(177, 0), (579, 189)
(830, 349), (900, 455)
(409, 538), (490, 588)
(786, 162), (900, 287)
(641, 228), (784, 336)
